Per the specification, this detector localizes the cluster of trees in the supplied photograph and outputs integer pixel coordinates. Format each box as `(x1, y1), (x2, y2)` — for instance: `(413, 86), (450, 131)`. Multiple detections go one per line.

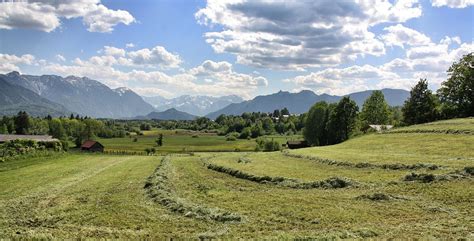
(0, 113), (127, 147)
(403, 53), (473, 124)
(303, 53), (473, 146)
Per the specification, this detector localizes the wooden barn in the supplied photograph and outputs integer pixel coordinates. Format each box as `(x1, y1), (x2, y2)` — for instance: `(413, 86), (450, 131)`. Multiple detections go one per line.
(286, 140), (309, 149)
(81, 140), (104, 152)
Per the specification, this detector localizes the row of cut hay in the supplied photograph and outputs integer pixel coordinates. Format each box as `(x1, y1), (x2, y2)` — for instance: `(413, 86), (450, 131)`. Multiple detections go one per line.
(283, 151), (440, 171)
(205, 162), (354, 189)
(403, 167), (474, 183)
(144, 156), (242, 223)
(385, 129), (473, 135)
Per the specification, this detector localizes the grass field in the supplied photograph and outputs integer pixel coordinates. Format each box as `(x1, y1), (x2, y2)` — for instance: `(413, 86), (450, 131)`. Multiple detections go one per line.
(0, 119), (473, 238)
(97, 129), (301, 153)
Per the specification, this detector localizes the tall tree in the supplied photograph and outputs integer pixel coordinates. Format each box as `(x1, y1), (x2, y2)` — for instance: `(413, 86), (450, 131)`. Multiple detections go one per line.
(437, 53), (474, 118)
(281, 107), (290, 116)
(14, 111), (30, 134)
(304, 101), (329, 146)
(327, 97), (359, 144)
(360, 90), (390, 125)
(402, 79), (438, 125)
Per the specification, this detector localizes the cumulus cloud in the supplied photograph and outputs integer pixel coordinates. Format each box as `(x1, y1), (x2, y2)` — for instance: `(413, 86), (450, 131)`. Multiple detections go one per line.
(0, 53), (36, 73)
(55, 54), (66, 62)
(127, 46), (182, 68)
(0, 0), (135, 33)
(196, 0), (422, 70)
(286, 40), (474, 95)
(381, 24), (432, 48)
(431, 0), (474, 8)
(125, 43), (135, 48)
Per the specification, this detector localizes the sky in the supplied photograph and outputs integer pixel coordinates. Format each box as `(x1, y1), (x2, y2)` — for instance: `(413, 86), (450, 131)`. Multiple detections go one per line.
(0, 0), (473, 99)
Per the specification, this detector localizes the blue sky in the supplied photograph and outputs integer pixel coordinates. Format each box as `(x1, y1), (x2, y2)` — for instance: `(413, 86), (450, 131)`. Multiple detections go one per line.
(0, 0), (472, 99)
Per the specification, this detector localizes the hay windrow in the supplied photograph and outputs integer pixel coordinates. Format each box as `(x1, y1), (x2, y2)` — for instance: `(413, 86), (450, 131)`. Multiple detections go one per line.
(403, 167), (474, 183)
(144, 156), (242, 223)
(205, 163), (354, 189)
(283, 151), (440, 171)
(356, 193), (409, 201)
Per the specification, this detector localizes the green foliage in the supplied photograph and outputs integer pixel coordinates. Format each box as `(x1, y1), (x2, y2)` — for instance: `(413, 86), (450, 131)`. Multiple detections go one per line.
(255, 138), (281, 151)
(0, 139), (64, 161)
(402, 79), (439, 125)
(437, 53), (474, 118)
(239, 127), (251, 139)
(304, 101), (330, 146)
(327, 97), (359, 144)
(156, 133), (163, 146)
(360, 90), (390, 125)
(0, 124), (7, 134)
(14, 111), (30, 134)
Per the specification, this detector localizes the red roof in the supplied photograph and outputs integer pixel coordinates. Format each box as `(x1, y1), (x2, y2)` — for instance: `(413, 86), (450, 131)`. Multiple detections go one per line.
(81, 140), (98, 148)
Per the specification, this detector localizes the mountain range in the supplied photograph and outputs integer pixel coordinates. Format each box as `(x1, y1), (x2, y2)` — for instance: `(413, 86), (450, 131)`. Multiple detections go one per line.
(0, 71), (410, 120)
(143, 95), (243, 116)
(0, 71), (154, 118)
(206, 89), (409, 119)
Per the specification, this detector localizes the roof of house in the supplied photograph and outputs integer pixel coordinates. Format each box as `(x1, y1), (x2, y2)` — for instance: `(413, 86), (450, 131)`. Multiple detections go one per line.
(0, 134), (58, 142)
(81, 140), (102, 149)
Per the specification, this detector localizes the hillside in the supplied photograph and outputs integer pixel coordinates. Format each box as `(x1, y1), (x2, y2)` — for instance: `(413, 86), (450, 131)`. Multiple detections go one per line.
(206, 88), (409, 119)
(0, 118), (472, 238)
(0, 72), (154, 118)
(0, 76), (71, 116)
(141, 108), (197, 120)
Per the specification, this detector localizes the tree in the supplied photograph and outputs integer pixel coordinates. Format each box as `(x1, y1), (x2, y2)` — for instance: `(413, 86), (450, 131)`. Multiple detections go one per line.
(304, 101), (329, 146)
(49, 118), (66, 140)
(272, 109), (281, 118)
(156, 133), (163, 146)
(0, 124), (7, 134)
(437, 53), (474, 118)
(402, 79), (439, 125)
(14, 111), (30, 134)
(281, 107), (290, 116)
(327, 97), (359, 144)
(360, 90), (390, 125)
(239, 127), (252, 139)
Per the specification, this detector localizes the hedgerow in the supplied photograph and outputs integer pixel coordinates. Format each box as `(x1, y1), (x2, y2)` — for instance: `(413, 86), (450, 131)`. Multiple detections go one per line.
(0, 139), (65, 162)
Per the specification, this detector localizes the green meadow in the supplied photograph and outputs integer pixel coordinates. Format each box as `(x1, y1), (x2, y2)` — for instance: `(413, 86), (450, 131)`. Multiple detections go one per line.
(0, 119), (472, 239)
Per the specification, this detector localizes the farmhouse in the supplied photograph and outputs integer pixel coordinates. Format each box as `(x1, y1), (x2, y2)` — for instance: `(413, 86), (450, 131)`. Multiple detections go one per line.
(81, 140), (104, 152)
(0, 134), (58, 143)
(286, 140), (309, 149)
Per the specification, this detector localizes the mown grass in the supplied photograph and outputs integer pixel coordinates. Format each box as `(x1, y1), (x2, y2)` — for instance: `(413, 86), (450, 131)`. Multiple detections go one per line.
(0, 119), (472, 238)
(387, 117), (474, 134)
(290, 133), (474, 168)
(97, 129), (300, 153)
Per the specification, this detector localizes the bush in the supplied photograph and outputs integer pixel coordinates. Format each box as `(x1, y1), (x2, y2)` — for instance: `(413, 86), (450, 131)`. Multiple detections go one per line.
(226, 132), (239, 141)
(255, 138), (281, 152)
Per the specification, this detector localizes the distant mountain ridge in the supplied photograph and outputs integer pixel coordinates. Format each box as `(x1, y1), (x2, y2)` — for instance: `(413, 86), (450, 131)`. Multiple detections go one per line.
(0, 76), (71, 117)
(137, 108), (197, 120)
(0, 71), (154, 118)
(206, 88), (409, 119)
(143, 95), (244, 116)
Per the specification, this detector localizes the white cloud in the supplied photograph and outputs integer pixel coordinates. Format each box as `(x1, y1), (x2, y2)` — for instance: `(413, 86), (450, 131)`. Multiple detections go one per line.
(0, 53), (36, 73)
(0, 0), (135, 33)
(125, 43), (135, 48)
(431, 0), (474, 8)
(381, 24), (432, 48)
(127, 46), (182, 68)
(55, 54), (66, 62)
(196, 0), (422, 70)
(102, 46), (126, 57)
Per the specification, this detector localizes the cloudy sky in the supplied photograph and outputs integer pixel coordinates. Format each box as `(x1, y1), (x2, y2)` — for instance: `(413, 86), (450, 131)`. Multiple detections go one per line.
(0, 0), (472, 99)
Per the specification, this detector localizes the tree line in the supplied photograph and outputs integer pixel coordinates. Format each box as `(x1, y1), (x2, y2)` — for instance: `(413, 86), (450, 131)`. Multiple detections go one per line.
(303, 53), (473, 146)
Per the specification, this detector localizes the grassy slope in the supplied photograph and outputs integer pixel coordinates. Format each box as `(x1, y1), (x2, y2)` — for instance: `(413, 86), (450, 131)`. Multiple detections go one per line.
(0, 119), (472, 238)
